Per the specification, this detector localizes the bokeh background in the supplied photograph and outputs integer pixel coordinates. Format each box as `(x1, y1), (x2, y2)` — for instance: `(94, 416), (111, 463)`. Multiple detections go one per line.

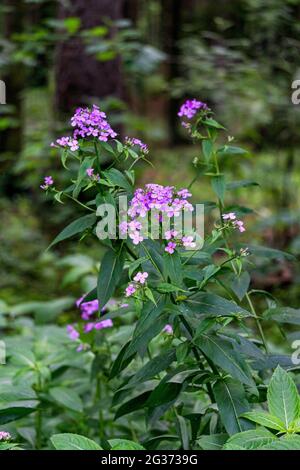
(1, 0), (300, 321)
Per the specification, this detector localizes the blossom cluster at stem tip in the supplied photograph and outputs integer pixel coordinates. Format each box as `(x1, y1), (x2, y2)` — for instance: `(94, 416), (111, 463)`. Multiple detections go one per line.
(125, 136), (149, 154)
(0, 431), (11, 441)
(66, 295), (127, 351)
(222, 212), (246, 233)
(125, 271), (149, 297)
(40, 176), (54, 190)
(178, 99), (208, 121)
(51, 104), (117, 151)
(119, 184), (194, 251)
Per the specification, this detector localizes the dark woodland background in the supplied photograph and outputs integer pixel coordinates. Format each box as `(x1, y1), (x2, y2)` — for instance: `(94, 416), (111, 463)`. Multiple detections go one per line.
(1, 0), (300, 312)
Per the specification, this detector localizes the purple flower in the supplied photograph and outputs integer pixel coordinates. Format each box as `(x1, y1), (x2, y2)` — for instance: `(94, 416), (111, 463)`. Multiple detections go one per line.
(54, 136), (79, 151)
(40, 175), (54, 190)
(223, 212), (246, 233)
(165, 241), (177, 254)
(133, 271), (149, 285)
(163, 324), (173, 335)
(67, 325), (79, 341)
(223, 212), (236, 221)
(78, 299), (99, 320)
(94, 319), (113, 330)
(86, 168), (94, 177)
(182, 235), (196, 248)
(84, 322), (95, 333)
(178, 99), (208, 120)
(125, 136), (149, 154)
(0, 431), (11, 441)
(125, 284), (137, 297)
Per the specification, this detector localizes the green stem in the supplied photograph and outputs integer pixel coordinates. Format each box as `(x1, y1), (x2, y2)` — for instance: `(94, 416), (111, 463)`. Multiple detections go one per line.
(64, 193), (95, 212)
(179, 315), (215, 402)
(95, 374), (105, 441)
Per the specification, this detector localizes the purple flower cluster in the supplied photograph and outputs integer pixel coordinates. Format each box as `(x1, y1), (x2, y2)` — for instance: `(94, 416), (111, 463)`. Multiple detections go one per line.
(178, 99), (208, 120)
(51, 104), (117, 151)
(125, 271), (149, 297)
(120, 184), (194, 246)
(40, 176), (54, 190)
(67, 295), (119, 350)
(71, 105), (117, 142)
(52, 136), (79, 152)
(164, 231), (196, 254)
(125, 136), (149, 154)
(0, 431), (11, 441)
(222, 212), (246, 233)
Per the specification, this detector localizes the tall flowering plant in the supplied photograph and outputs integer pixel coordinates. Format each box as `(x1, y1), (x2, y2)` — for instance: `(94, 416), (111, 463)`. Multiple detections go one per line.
(45, 101), (295, 448)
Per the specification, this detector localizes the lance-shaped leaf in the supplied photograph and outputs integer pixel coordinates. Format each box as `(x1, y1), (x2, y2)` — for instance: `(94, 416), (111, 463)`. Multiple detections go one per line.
(195, 334), (255, 387)
(186, 292), (251, 318)
(48, 214), (97, 249)
(213, 378), (252, 435)
(97, 248), (125, 310)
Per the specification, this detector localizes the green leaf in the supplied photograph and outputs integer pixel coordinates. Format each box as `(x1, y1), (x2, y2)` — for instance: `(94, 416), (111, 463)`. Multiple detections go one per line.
(156, 282), (186, 293)
(241, 411), (286, 432)
(229, 272), (250, 301)
(187, 292), (251, 318)
(128, 257), (148, 277)
(103, 168), (133, 194)
(129, 297), (166, 349)
(203, 118), (225, 129)
(226, 180), (259, 190)
(163, 251), (183, 286)
(115, 391), (151, 419)
(109, 341), (136, 379)
(241, 244), (295, 261)
(48, 214), (97, 249)
(198, 434), (228, 450)
(196, 334), (255, 387)
(223, 428), (276, 450)
(211, 175), (226, 204)
(267, 366), (300, 429)
(202, 139), (213, 162)
(146, 381), (183, 408)
(144, 287), (157, 305)
(51, 433), (102, 450)
(261, 434), (300, 450)
(0, 407), (36, 425)
(217, 145), (248, 157)
(125, 349), (176, 388)
(213, 378), (252, 435)
(124, 313), (168, 360)
(177, 414), (190, 450)
(63, 17), (81, 34)
(97, 249), (124, 310)
(73, 157), (96, 198)
(264, 307), (300, 325)
(109, 439), (145, 450)
(49, 387), (83, 413)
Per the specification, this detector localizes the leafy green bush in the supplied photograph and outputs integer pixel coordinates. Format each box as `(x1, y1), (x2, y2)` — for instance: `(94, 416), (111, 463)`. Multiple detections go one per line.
(1, 100), (298, 450)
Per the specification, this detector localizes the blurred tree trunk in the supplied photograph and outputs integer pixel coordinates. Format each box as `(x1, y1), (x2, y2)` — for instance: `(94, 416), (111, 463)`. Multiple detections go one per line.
(161, 0), (183, 144)
(55, 0), (124, 113)
(123, 0), (139, 24)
